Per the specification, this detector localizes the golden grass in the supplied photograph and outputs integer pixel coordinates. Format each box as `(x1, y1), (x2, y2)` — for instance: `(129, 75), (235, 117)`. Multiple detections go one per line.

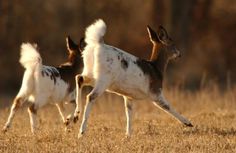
(0, 86), (236, 153)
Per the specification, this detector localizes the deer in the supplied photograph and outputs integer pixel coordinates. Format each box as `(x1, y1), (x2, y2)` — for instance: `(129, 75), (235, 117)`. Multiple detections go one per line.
(2, 36), (84, 134)
(73, 19), (193, 138)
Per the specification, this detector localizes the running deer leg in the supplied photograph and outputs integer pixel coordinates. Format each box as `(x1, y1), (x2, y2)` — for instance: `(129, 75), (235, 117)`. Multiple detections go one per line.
(28, 103), (38, 134)
(73, 74), (85, 123)
(55, 103), (72, 132)
(78, 78), (110, 138)
(123, 96), (133, 137)
(152, 90), (193, 127)
(3, 97), (26, 133)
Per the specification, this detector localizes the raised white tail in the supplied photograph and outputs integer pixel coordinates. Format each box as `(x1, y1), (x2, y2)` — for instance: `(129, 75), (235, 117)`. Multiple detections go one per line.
(19, 43), (42, 70)
(85, 19), (106, 45)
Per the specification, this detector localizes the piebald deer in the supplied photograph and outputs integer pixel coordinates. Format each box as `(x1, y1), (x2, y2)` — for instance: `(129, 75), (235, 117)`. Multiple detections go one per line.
(3, 37), (83, 133)
(74, 19), (193, 138)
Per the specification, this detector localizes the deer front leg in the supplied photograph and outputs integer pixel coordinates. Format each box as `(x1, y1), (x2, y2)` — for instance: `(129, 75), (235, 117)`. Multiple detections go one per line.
(55, 103), (72, 132)
(123, 96), (133, 137)
(152, 90), (193, 127)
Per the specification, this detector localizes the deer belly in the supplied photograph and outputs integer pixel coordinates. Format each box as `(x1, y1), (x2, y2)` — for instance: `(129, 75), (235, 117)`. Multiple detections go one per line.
(107, 83), (148, 100)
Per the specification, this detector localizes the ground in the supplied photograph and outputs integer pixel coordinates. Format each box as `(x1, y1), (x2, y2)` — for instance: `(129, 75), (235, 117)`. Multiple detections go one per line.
(0, 87), (236, 153)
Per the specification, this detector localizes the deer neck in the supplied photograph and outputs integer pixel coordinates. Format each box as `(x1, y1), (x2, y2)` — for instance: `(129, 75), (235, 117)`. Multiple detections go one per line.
(153, 48), (169, 76)
(150, 43), (161, 61)
(71, 54), (83, 73)
(60, 53), (83, 74)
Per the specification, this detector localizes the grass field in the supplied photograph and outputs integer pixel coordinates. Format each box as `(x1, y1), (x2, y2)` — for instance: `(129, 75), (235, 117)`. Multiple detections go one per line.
(0, 86), (236, 153)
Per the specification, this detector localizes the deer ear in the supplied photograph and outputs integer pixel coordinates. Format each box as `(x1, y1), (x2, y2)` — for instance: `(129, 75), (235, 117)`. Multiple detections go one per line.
(158, 25), (169, 43)
(66, 36), (78, 52)
(79, 37), (87, 52)
(146, 25), (160, 43)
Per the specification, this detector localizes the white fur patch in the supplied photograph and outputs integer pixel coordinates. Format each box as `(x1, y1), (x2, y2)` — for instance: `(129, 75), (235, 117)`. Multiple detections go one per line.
(20, 43), (41, 70)
(85, 19), (106, 45)
(17, 43), (75, 106)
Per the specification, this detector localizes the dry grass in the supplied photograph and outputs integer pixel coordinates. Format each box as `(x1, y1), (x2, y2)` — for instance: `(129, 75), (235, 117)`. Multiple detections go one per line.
(0, 86), (236, 153)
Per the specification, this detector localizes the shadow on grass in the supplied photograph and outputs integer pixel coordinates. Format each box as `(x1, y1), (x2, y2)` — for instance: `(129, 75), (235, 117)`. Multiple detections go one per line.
(182, 125), (236, 137)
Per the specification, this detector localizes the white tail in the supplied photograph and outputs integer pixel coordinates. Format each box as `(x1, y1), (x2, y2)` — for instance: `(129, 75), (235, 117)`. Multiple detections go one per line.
(19, 43), (42, 70)
(85, 19), (106, 45)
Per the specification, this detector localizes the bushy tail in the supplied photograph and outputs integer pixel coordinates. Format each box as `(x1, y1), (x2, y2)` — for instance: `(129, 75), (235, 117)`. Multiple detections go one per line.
(85, 19), (106, 45)
(19, 43), (42, 70)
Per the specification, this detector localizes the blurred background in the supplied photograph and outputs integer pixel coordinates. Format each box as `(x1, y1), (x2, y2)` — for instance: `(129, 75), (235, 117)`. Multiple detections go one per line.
(0, 0), (236, 96)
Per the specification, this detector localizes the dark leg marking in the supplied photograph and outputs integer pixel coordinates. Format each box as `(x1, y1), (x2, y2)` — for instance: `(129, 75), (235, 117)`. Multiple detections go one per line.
(73, 116), (79, 123)
(127, 104), (132, 111)
(14, 97), (22, 109)
(154, 99), (170, 111)
(87, 92), (98, 102)
(78, 76), (84, 88)
(29, 104), (37, 114)
(160, 102), (170, 110)
(64, 118), (70, 126)
(184, 122), (193, 127)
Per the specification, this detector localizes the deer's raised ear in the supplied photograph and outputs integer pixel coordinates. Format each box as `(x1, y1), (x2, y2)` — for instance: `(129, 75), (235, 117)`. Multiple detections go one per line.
(66, 36), (78, 52)
(146, 25), (160, 43)
(79, 37), (87, 52)
(158, 25), (169, 43)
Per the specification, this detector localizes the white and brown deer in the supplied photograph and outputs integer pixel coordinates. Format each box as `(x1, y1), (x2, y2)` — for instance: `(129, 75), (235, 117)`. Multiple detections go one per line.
(74, 19), (193, 138)
(3, 36), (84, 133)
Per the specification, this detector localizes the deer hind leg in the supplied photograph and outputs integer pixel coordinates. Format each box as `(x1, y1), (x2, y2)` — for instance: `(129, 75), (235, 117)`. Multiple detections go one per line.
(3, 97), (27, 133)
(27, 96), (48, 134)
(123, 96), (133, 137)
(152, 90), (193, 127)
(28, 103), (38, 134)
(55, 102), (72, 132)
(3, 70), (33, 133)
(73, 74), (90, 123)
(78, 78), (110, 138)
(62, 101), (77, 132)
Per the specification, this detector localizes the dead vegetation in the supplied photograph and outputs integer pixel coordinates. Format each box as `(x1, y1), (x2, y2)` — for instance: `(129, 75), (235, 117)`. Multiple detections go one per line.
(0, 86), (236, 153)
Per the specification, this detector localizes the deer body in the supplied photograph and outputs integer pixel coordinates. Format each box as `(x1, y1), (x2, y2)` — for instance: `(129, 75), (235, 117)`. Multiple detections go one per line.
(83, 44), (152, 100)
(74, 19), (192, 138)
(3, 37), (83, 133)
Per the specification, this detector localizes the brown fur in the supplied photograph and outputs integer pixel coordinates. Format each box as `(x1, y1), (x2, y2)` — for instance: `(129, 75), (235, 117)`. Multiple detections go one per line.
(150, 44), (162, 61)
(28, 104), (37, 114)
(127, 103), (132, 111)
(13, 98), (22, 109)
(57, 37), (84, 92)
(135, 59), (163, 93)
(147, 26), (162, 61)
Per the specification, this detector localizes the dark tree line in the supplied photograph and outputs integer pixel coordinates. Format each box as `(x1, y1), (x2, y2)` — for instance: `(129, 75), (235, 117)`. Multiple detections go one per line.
(0, 0), (235, 93)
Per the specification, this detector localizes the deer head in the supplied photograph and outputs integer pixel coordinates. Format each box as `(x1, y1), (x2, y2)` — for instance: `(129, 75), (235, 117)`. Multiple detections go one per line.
(65, 36), (82, 64)
(147, 25), (181, 61)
